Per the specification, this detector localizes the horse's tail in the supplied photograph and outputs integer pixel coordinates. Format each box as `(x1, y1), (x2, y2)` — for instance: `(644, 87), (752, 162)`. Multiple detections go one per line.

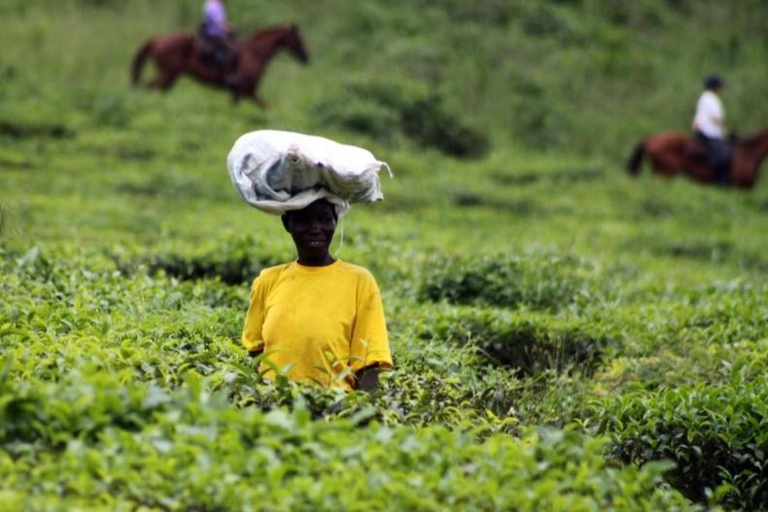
(627, 139), (646, 175)
(131, 39), (154, 86)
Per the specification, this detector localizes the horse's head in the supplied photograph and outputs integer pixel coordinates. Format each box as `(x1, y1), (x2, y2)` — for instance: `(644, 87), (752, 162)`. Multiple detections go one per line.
(244, 24), (310, 66)
(284, 24), (309, 64)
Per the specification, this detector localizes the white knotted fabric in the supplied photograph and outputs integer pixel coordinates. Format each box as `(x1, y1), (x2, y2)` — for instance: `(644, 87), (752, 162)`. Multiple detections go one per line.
(226, 130), (392, 218)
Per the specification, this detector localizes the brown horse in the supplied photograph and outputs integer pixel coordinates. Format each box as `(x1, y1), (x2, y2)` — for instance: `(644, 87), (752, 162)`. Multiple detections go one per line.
(131, 24), (309, 108)
(627, 127), (768, 189)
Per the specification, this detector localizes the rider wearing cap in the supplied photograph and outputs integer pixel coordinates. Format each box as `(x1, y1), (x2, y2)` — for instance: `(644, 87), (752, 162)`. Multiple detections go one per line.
(692, 74), (731, 184)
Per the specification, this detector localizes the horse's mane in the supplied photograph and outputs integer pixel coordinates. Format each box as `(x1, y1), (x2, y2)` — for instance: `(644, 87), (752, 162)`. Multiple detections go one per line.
(248, 25), (294, 43)
(741, 126), (768, 148)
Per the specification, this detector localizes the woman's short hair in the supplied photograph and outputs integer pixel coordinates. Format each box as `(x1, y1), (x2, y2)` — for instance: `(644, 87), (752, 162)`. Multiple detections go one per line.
(281, 198), (338, 222)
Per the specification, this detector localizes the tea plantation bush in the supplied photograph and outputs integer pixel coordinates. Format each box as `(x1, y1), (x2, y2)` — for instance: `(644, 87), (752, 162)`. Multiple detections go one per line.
(114, 235), (284, 285)
(417, 306), (611, 375)
(595, 373), (768, 510)
(0, 370), (698, 511)
(419, 253), (601, 311)
(0, 246), (699, 509)
(314, 80), (490, 158)
(1, 234), (764, 508)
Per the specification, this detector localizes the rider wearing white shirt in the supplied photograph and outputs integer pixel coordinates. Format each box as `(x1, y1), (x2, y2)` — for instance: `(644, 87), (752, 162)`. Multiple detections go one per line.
(692, 75), (731, 184)
(694, 90), (725, 139)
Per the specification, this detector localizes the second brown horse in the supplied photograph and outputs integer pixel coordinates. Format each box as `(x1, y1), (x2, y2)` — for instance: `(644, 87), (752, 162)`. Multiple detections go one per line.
(131, 24), (309, 108)
(627, 127), (768, 189)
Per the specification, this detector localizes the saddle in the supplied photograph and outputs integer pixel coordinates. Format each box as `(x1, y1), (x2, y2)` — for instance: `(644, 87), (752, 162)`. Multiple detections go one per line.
(195, 29), (240, 72)
(685, 137), (709, 163)
(195, 37), (217, 67)
(687, 134), (734, 184)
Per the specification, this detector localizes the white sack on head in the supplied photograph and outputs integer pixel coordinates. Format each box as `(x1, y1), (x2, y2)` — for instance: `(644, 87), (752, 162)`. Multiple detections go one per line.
(226, 130), (391, 216)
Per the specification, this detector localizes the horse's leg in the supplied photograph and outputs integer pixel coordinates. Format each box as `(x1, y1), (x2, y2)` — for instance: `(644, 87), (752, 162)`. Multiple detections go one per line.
(649, 156), (677, 177)
(249, 83), (267, 109)
(149, 70), (180, 91)
(240, 77), (267, 109)
(252, 95), (267, 109)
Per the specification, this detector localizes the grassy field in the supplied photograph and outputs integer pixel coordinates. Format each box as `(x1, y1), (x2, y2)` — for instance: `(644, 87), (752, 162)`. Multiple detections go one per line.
(2, 0), (768, 510)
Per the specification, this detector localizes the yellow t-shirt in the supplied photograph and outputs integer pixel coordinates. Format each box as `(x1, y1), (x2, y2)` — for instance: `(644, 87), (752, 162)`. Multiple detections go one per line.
(242, 260), (392, 390)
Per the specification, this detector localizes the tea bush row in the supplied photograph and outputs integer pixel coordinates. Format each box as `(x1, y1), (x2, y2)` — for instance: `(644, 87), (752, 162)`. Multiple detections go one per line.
(2, 246), (763, 509)
(0, 371), (698, 511)
(595, 373), (768, 510)
(419, 253), (603, 311)
(112, 235), (285, 286)
(313, 80), (490, 159)
(595, 336), (768, 396)
(416, 305), (611, 376)
(0, 247), (528, 431)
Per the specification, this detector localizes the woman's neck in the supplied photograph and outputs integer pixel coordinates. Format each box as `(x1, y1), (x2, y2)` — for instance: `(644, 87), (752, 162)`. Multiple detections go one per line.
(297, 254), (336, 267)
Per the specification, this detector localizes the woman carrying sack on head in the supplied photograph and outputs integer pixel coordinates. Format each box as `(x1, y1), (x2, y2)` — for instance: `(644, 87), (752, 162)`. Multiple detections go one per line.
(241, 198), (392, 392)
(228, 130), (394, 393)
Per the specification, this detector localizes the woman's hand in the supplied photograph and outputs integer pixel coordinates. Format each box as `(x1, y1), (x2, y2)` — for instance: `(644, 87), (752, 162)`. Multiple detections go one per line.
(355, 365), (379, 393)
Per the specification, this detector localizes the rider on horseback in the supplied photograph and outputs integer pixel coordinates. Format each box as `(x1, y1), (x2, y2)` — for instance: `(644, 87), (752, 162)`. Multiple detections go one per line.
(200, 0), (240, 86)
(692, 74), (731, 185)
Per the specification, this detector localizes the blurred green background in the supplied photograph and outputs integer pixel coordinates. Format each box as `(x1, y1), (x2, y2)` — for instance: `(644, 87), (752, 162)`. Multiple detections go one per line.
(2, 1), (768, 509)
(2, 0), (768, 261)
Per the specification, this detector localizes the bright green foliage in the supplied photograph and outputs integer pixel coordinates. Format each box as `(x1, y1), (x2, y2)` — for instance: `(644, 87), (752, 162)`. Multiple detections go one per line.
(0, 251), (698, 510)
(0, 377), (697, 511)
(419, 254), (600, 311)
(417, 306), (610, 375)
(314, 80), (490, 158)
(596, 374), (768, 509)
(116, 235), (285, 285)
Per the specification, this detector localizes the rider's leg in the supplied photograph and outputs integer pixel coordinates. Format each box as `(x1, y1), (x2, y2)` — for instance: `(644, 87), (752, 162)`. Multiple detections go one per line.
(224, 38), (240, 70)
(209, 37), (240, 88)
(711, 140), (731, 185)
(210, 37), (229, 67)
(223, 38), (241, 88)
(698, 132), (728, 185)
(200, 37), (237, 88)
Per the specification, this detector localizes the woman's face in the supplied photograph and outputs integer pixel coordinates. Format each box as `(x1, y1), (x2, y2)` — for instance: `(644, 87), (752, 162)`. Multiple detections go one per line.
(282, 200), (337, 263)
